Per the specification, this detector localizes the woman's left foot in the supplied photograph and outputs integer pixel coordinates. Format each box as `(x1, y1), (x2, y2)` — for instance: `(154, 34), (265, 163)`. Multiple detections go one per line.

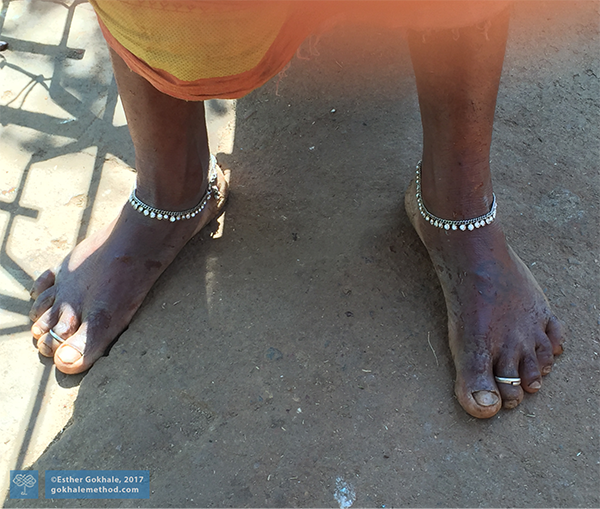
(405, 179), (564, 418)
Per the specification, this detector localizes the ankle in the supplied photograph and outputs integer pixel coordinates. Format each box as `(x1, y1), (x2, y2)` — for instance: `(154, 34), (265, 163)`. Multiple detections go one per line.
(134, 154), (212, 211)
(419, 158), (494, 220)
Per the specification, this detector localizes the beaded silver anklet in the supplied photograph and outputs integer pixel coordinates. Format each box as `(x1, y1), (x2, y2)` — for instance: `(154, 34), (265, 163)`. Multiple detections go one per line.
(129, 155), (220, 222)
(415, 160), (497, 231)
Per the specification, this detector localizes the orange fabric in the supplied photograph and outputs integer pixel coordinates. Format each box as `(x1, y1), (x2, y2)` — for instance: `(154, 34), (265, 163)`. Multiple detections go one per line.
(91, 2), (294, 81)
(96, 16), (314, 100)
(92, 1), (511, 101)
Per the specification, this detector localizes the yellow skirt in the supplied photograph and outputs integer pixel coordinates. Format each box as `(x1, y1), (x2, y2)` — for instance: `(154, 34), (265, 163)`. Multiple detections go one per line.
(91, 1), (510, 101)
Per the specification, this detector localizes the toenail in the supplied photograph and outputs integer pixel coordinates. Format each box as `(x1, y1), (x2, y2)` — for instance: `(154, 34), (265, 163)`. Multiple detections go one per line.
(32, 325), (42, 336)
(529, 380), (542, 390)
(473, 390), (499, 407)
(542, 365), (552, 375)
(503, 399), (519, 409)
(38, 341), (53, 356)
(56, 345), (82, 364)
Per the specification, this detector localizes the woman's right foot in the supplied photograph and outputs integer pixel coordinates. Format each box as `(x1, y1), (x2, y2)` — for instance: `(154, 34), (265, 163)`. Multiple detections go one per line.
(29, 166), (229, 375)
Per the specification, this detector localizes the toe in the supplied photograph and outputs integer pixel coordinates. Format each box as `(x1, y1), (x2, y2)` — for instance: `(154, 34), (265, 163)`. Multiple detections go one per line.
(493, 360), (524, 409)
(37, 333), (55, 357)
(50, 310), (87, 374)
(494, 348), (524, 409)
(52, 306), (81, 340)
(54, 326), (89, 375)
(33, 307), (81, 360)
(30, 269), (55, 300)
(535, 336), (555, 376)
(29, 287), (56, 322)
(454, 360), (501, 418)
(33, 307), (60, 357)
(471, 390), (500, 408)
(497, 384), (523, 409)
(31, 306), (58, 340)
(519, 351), (543, 394)
(456, 385), (501, 419)
(55, 343), (86, 374)
(546, 316), (565, 356)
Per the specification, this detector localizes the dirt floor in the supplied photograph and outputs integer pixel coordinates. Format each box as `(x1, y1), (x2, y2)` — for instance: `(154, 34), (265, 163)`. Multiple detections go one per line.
(1, 1), (599, 507)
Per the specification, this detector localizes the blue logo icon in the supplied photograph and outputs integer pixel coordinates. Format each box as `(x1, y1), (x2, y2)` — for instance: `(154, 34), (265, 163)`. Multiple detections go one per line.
(10, 470), (39, 499)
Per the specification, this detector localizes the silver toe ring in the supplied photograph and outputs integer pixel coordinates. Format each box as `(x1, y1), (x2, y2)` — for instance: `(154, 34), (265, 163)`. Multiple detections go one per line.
(48, 329), (65, 344)
(495, 376), (521, 386)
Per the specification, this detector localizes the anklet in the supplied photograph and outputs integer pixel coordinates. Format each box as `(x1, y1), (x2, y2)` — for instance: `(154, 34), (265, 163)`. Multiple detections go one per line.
(415, 160), (497, 231)
(129, 155), (220, 222)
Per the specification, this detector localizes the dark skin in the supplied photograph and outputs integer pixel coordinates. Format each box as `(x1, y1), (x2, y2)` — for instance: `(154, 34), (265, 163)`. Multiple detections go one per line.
(29, 49), (229, 374)
(29, 7), (563, 418)
(406, 9), (563, 417)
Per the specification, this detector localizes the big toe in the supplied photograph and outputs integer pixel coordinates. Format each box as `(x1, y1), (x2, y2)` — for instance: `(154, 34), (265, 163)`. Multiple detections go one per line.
(53, 320), (112, 375)
(473, 390), (500, 407)
(55, 343), (86, 374)
(455, 374), (501, 419)
(54, 331), (88, 375)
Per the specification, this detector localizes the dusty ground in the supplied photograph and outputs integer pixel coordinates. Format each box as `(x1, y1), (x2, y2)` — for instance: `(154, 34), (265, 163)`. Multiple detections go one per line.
(1, 1), (599, 507)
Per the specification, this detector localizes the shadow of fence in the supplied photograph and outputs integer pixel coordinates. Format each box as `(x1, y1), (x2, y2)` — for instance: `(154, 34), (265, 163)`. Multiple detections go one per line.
(0, 0), (131, 470)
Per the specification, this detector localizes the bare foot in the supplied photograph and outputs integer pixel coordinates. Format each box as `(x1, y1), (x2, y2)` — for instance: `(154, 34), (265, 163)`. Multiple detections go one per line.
(29, 167), (229, 374)
(405, 179), (564, 418)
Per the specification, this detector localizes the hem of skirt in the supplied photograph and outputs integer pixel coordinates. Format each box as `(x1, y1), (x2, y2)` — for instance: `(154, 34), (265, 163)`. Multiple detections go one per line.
(96, 12), (315, 101)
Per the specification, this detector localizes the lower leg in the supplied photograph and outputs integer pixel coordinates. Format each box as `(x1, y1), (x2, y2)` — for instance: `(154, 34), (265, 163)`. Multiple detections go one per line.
(410, 10), (504, 220)
(110, 49), (210, 210)
(406, 8), (563, 418)
(29, 50), (228, 374)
